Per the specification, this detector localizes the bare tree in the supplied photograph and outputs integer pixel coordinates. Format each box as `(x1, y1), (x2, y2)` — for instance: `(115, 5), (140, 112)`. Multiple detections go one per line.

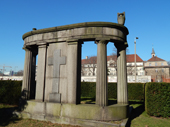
(108, 47), (130, 76)
(81, 56), (97, 76)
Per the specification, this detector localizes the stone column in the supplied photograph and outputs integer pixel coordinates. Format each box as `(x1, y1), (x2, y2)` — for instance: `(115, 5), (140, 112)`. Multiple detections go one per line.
(96, 40), (108, 106)
(115, 42), (128, 104)
(35, 45), (47, 102)
(22, 47), (37, 100)
(67, 40), (82, 104)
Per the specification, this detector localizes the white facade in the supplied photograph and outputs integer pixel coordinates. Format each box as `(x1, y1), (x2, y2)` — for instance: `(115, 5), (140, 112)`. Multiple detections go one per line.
(81, 75), (151, 83)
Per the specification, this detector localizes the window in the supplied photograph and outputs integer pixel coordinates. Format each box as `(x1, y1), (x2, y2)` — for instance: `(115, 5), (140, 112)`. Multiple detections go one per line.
(161, 63), (164, 66)
(155, 69), (158, 72)
(162, 69), (164, 72)
(155, 63), (157, 66)
(149, 63), (151, 66)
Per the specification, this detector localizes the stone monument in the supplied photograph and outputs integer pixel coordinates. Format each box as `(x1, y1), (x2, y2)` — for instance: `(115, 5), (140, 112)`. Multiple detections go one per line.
(20, 12), (129, 126)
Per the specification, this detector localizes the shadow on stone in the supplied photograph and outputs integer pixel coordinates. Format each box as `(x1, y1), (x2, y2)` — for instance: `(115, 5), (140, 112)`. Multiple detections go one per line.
(18, 90), (28, 111)
(108, 100), (117, 105)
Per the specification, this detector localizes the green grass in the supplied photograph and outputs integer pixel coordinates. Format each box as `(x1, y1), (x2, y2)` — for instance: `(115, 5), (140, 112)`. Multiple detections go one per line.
(129, 103), (170, 127)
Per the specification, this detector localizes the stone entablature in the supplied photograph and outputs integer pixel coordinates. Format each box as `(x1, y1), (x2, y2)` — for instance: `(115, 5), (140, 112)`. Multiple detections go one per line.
(23, 22), (128, 47)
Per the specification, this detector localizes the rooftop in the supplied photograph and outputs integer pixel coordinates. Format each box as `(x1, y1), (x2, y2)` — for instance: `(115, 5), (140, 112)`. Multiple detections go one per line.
(147, 56), (165, 62)
(82, 54), (143, 64)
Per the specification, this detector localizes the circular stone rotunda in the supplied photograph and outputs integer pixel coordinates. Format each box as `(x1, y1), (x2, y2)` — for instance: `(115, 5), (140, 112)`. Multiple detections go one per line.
(19, 12), (129, 126)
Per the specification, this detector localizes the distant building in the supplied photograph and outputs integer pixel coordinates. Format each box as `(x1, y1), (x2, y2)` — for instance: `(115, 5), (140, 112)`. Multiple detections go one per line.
(81, 54), (145, 77)
(144, 48), (170, 82)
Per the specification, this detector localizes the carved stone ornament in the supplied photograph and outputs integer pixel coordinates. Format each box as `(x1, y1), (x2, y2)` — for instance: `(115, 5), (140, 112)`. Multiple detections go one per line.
(117, 12), (125, 25)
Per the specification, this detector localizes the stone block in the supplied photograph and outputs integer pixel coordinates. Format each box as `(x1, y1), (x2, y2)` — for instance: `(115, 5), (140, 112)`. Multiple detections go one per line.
(58, 30), (69, 38)
(46, 102), (61, 116)
(43, 33), (54, 40)
(86, 27), (95, 34)
(44, 78), (53, 101)
(52, 78), (59, 93)
(28, 36), (33, 42)
(33, 34), (43, 41)
(25, 101), (45, 114)
(72, 28), (85, 36)
(94, 27), (103, 34)
(49, 93), (61, 103)
(60, 78), (68, 103)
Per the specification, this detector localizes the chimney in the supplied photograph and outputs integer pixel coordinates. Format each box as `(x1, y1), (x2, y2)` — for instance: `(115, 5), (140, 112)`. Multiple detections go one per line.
(86, 56), (88, 59)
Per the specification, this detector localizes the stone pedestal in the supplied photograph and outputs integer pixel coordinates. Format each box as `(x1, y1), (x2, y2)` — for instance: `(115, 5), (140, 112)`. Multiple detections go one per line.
(22, 47), (37, 100)
(67, 41), (82, 104)
(96, 40), (108, 106)
(115, 42), (128, 104)
(35, 45), (47, 101)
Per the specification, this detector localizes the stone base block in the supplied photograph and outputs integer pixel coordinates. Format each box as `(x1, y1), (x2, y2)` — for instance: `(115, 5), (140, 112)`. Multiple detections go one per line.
(49, 93), (61, 103)
(19, 100), (129, 127)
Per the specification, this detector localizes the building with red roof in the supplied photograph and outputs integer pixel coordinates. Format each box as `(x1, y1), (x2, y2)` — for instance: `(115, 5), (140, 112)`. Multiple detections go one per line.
(144, 48), (170, 82)
(82, 54), (145, 76)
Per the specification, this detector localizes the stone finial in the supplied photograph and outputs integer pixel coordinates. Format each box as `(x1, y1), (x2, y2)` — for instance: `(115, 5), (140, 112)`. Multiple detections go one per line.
(32, 28), (37, 30)
(117, 12), (125, 25)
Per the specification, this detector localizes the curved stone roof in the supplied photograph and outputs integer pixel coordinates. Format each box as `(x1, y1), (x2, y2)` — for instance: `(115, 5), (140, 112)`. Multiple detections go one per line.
(22, 22), (129, 40)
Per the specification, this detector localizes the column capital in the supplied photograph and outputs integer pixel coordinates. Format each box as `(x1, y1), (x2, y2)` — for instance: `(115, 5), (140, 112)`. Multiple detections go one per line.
(95, 39), (109, 45)
(38, 44), (47, 48)
(67, 39), (83, 45)
(114, 42), (128, 51)
(22, 45), (32, 51)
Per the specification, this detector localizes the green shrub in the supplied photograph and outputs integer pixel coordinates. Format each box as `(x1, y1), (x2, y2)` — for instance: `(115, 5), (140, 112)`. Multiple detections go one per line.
(81, 82), (144, 101)
(145, 82), (170, 117)
(108, 83), (117, 99)
(0, 80), (22, 105)
(81, 82), (96, 98)
(128, 83), (145, 101)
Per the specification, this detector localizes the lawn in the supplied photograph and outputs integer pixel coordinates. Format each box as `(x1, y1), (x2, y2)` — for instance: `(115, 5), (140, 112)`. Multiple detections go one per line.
(128, 102), (170, 127)
(0, 99), (170, 127)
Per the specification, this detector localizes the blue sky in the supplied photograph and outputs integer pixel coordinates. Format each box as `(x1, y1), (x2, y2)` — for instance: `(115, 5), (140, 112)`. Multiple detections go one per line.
(0, 0), (170, 72)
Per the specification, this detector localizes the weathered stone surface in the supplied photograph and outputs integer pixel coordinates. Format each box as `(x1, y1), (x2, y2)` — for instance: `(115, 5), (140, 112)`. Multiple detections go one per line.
(96, 40), (108, 106)
(67, 42), (79, 104)
(115, 43), (128, 104)
(36, 45), (47, 101)
(22, 48), (36, 100)
(48, 49), (66, 103)
(23, 22), (129, 46)
(43, 32), (54, 40)
(21, 101), (129, 121)
(49, 93), (61, 103)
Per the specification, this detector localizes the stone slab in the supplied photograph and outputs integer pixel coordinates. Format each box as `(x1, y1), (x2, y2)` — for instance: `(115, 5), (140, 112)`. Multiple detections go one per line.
(49, 93), (61, 103)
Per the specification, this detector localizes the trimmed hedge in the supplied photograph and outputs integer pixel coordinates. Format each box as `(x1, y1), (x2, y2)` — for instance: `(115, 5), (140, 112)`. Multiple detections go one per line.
(108, 83), (117, 99)
(81, 82), (96, 98)
(0, 81), (144, 105)
(0, 80), (22, 105)
(145, 82), (170, 117)
(81, 82), (144, 101)
(128, 83), (145, 101)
